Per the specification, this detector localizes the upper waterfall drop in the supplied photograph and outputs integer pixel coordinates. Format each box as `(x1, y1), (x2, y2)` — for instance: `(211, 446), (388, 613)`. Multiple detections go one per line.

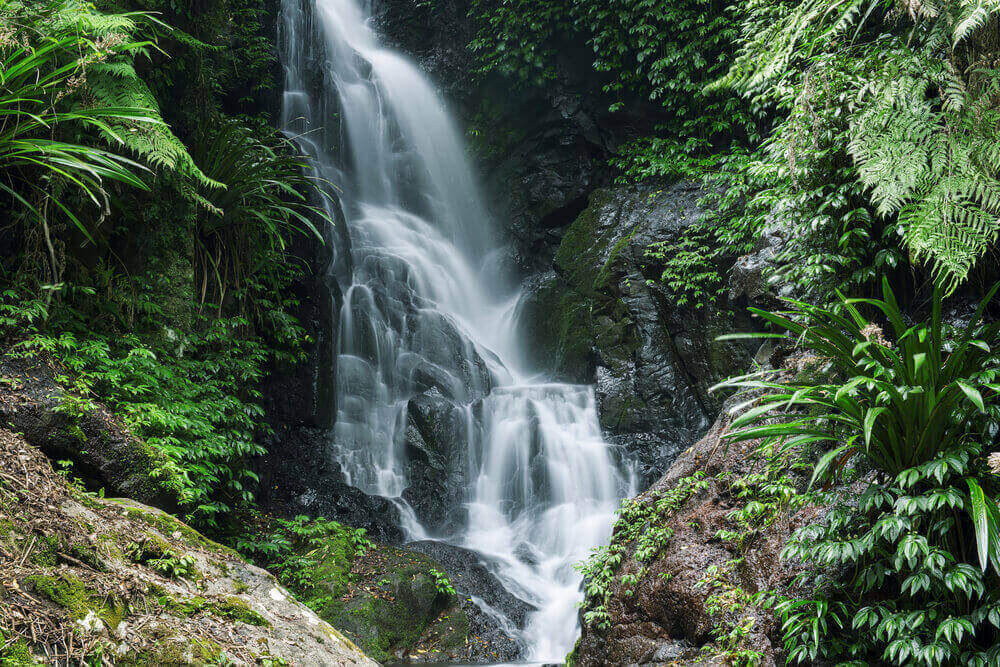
(279, 0), (635, 660)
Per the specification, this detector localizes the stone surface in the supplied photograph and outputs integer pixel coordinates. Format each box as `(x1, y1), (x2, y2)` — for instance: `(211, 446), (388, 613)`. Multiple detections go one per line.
(0, 355), (185, 512)
(295, 533), (522, 664)
(522, 180), (755, 484)
(256, 425), (405, 544)
(572, 393), (821, 667)
(408, 540), (536, 629)
(0, 428), (376, 666)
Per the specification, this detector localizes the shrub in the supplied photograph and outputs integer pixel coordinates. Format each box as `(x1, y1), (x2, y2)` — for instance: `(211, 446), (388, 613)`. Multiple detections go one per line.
(717, 279), (1000, 664)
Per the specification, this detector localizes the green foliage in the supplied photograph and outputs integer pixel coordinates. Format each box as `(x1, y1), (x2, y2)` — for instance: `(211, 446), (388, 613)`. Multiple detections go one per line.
(428, 569), (456, 596)
(719, 0), (1000, 293)
(718, 280), (1000, 663)
(236, 515), (371, 593)
(0, 0), (321, 543)
(191, 121), (332, 310)
(0, 271), (307, 525)
(465, 0), (752, 179)
(0, 1), (156, 246)
(125, 532), (201, 579)
(714, 442), (810, 552)
(695, 559), (774, 666)
(576, 472), (709, 631)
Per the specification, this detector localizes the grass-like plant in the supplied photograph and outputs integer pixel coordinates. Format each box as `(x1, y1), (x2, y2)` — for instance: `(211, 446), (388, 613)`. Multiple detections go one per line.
(191, 122), (332, 311)
(715, 279), (1000, 664)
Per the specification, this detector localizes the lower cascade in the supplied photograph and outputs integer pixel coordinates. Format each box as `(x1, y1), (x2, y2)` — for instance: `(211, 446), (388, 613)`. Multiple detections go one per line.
(278, 0), (634, 659)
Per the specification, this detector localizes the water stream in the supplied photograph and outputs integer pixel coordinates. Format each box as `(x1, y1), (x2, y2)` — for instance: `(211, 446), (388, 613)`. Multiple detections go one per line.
(278, 0), (634, 659)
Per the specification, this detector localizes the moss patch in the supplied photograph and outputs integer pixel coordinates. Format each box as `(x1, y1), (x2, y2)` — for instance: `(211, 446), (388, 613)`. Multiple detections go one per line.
(0, 638), (38, 665)
(289, 537), (454, 664)
(27, 573), (125, 629)
(115, 503), (237, 558)
(157, 594), (268, 627)
(118, 636), (224, 666)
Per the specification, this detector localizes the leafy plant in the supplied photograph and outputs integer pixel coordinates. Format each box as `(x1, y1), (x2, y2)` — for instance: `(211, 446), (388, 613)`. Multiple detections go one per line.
(236, 515), (370, 592)
(716, 279), (1000, 663)
(462, 0), (752, 179)
(0, 2), (158, 283)
(719, 0), (1000, 293)
(191, 121), (332, 311)
(428, 569), (456, 596)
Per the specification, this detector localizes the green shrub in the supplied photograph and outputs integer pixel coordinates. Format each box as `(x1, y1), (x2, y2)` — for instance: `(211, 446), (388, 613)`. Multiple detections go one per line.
(236, 515), (371, 592)
(718, 279), (1000, 664)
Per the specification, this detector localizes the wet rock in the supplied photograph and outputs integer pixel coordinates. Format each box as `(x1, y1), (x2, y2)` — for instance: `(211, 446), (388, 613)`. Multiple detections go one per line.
(257, 426), (404, 544)
(524, 180), (755, 484)
(408, 540), (536, 630)
(403, 391), (470, 533)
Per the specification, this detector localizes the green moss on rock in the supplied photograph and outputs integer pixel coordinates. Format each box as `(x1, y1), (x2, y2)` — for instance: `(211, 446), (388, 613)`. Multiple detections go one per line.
(157, 593), (268, 627)
(0, 637), (38, 665)
(118, 636), (224, 666)
(213, 596), (268, 626)
(27, 573), (125, 629)
(291, 537), (454, 663)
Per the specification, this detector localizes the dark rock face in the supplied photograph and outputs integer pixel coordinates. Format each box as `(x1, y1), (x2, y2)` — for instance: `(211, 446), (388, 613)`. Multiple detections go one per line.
(407, 541), (531, 662)
(402, 391), (471, 534)
(256, 426), (404, 544)
(0, 355), (184, 511)
(408, 540), (536, 630)
(521, 180), (755, 484)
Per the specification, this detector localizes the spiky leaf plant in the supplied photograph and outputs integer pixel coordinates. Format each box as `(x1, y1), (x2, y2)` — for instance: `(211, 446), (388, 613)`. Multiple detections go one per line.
(191, 121), (333, 311)
(715, 279), (1000, 663)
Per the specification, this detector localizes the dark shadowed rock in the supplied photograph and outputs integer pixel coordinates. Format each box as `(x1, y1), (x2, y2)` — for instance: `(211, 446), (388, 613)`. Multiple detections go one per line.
(256, 426), (404, 544)
(408, 540), (536, 630)
(0, 355), (184, 511)
(521, 180), (755, 484)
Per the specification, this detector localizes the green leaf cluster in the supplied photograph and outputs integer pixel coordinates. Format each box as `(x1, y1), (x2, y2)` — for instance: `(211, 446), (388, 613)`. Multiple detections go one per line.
(718, 280), (1000, 663)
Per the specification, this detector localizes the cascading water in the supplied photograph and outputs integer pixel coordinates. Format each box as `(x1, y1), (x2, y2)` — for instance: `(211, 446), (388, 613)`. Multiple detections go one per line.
(279, 0), (635, 659)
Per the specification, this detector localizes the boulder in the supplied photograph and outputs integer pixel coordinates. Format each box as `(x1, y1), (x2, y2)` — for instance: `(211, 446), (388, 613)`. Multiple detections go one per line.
(523, 180), (755, 483)
(572, 393), (821, 666)
(0, 428), (376, 666)
(0, 355), (185, 512)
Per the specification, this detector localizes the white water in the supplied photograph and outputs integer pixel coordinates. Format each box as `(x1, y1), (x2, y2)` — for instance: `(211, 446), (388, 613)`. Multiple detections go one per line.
(279, 0), (634, 659)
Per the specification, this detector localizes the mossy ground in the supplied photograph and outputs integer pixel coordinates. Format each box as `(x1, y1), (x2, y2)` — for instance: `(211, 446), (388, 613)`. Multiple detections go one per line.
(27, 573), (127, 629)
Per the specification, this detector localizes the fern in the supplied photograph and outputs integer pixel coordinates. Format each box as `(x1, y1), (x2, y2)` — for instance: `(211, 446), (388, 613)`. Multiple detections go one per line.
(719, 0), (1000, 292)
(47, 2), (218, 188)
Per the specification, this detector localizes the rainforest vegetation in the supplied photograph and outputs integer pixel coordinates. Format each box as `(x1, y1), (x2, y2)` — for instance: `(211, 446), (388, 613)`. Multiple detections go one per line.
(4, 0), (1000, 664)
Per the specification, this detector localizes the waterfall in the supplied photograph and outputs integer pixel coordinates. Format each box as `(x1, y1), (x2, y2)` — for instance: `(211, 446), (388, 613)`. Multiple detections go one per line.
(279, 0), (635, 659)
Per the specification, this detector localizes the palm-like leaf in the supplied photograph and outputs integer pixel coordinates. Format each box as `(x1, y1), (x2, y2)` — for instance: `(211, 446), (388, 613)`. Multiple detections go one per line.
(191, 122), (334, 306)
(0, 11), (159, 240)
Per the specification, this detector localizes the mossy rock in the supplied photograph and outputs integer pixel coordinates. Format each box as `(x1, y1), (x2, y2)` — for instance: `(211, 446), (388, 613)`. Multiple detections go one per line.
(296, 540), (455, 663)
(0, 637), (39, 665)
(554, 188), (635, 298)
(27, 573), (126, 630)
(118, 636), (225, 666)
(519, 276), (595, 383)
(112, 500), (238, 558)
(157, 593), (269, 627)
